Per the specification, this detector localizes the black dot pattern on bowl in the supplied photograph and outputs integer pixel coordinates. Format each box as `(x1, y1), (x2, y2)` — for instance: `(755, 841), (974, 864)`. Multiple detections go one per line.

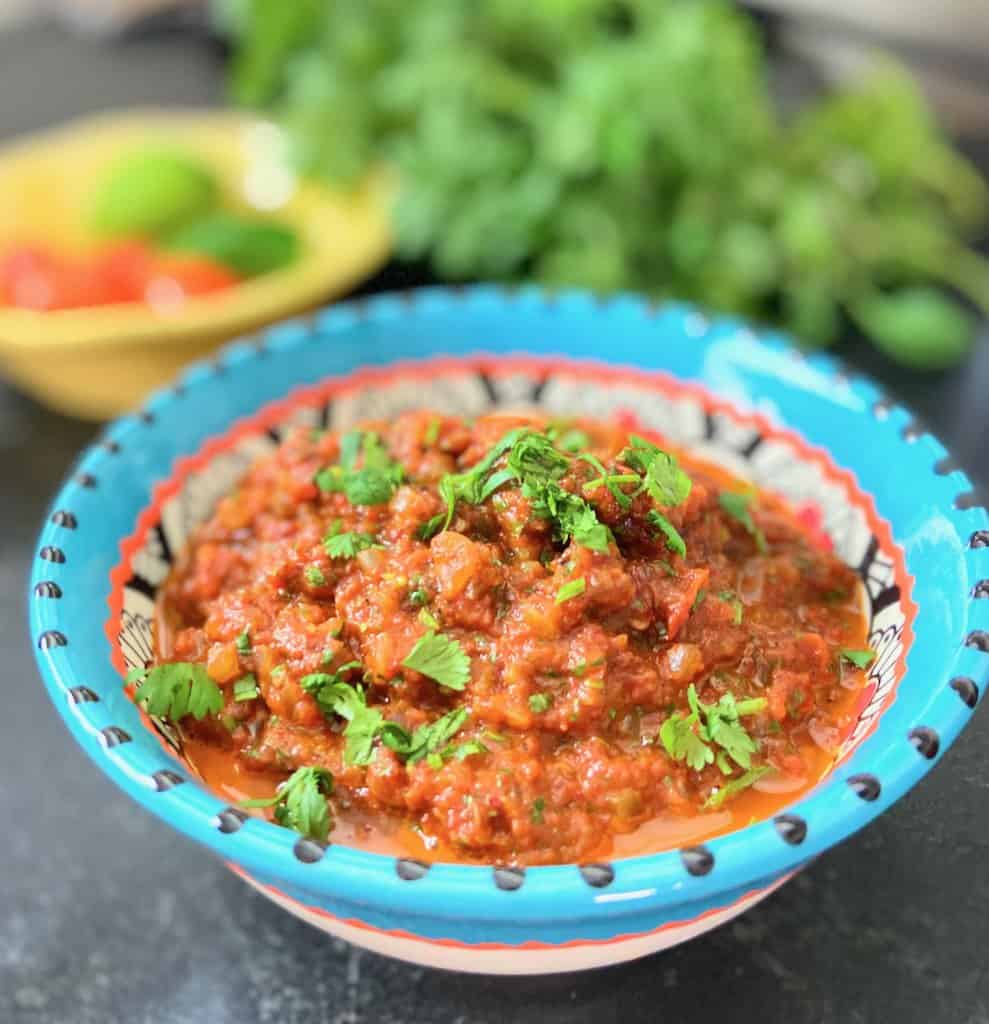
(395, 858), (430, 881)
(579, 864), (615, 888)
(50, 510), (77, 529)
(138, 410), (155, 424)
(901, 421), (923, 442)
(680, 846), (714, 877)
(773, 814), (808, 846)
(872, 398), (893, 419)
(67, 686), (99, 704)
(34, 581), (62, 599)
(101, 440), (121, 454)
(152, 770), (185, 792)
(970, 530), (989, 549)
(76, 472), (97, 488)
(293, 838), (327, 864)
(847, 773), (881, 801)
(39, 546), (65, 564)
(216, 808), (248, 834)
(972, 580), (989, 599)
(955, 492), (982, 511)
(100, 726), (132, 748)
(908, 726), (940, 760)
(934, 456), (959, 476)
(37, 630), (67, 650)
(950, 676), (979, 709)
(965, 630), (989, 652)
(493, 867), (525, 891)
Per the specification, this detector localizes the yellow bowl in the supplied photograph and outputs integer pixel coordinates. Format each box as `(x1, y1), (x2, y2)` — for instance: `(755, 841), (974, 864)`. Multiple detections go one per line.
(0, 109), (393, 419)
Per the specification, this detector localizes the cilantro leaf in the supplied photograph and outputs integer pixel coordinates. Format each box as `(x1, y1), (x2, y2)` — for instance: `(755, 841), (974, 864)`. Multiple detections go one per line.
(659, 711), (714, 771)
(648, 510), (687, 557)
(300, 662), (388, 765)
(235, 630), (251, 655)
(315, 431), (404, 506)
(323, 527), (381, 559)
(621, 436), (692, 507)
(704, 765), (772, 809)
(129, 662), (223, 722)
(660, 686), (767, 771)
(718, 491), (769, 553)
(529, 692), (553, 713)
(380, 707), (482, 767)
(406, 707), (471, 764)
(557, 428), (590, 453)
(233, 674), (259, 702)
(555, 577), (586, 604)
(841, 648), (876, 669)
(240, 766), (334, 842)
(578, 452), (637, 509)
(401, 631), (471, 691)
(428, 427), (529, 535)
(426, 427), (613, 555)
(531, 797), (546, 824)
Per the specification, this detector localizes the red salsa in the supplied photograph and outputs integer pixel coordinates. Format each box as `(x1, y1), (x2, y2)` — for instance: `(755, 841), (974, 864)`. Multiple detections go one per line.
(146, 411), (871, 865)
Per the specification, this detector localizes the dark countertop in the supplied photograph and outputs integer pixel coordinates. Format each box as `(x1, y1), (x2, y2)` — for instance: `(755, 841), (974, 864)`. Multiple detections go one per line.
(2, 21), (988, 1024)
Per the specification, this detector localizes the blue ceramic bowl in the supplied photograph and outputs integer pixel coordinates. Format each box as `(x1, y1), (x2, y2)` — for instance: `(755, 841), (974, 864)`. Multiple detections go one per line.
(30, 287), (988, 974)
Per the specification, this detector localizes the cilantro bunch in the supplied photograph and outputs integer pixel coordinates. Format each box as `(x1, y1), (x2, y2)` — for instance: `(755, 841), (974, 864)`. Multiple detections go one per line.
(226, 0), (988, 368)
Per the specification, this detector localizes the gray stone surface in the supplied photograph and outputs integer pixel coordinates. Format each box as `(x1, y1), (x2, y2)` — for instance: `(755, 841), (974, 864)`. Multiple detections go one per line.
(1, 20), (988, 1024)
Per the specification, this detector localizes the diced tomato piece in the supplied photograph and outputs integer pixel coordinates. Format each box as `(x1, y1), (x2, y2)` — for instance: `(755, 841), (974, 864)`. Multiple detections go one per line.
(144, 255), (239, 308)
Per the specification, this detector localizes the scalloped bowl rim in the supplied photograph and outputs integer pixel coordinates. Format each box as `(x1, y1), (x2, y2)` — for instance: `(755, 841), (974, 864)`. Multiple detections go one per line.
(28, 285), (988, 931)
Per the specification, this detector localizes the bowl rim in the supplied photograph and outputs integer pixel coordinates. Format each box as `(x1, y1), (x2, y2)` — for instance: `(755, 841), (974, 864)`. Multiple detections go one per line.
(28, 284), (989, 928)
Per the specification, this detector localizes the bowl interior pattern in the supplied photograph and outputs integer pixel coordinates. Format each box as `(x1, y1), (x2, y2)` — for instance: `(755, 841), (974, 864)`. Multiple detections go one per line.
(30, 287), (988, 973)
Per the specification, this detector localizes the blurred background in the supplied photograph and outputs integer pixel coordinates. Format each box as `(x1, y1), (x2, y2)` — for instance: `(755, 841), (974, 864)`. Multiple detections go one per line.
(2, 3), (988, 1024)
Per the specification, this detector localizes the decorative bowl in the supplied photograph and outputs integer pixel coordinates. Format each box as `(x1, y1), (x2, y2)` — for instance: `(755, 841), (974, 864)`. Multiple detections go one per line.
(0, 109), (392, 419)
(29, 287), (987, 974)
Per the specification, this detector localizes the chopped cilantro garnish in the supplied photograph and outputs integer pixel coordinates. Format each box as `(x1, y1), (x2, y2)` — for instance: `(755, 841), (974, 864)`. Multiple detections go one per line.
(408, 587), (430, 607)
(401, 631), (471, 691)
(127, 662), (223, 722)
(418, 606), (440, 630)
(304, 565), (327, 586)
(621, 436), (692, 507)
(557, 429), (590, 453)
(531, 797), (545, 824)
(235, 630), (251, 655)
(555, 577), (586, 604)
(648, 510), (687, 557)
(718, 491), (769, 553)
(381, 707), (483, 766)
(840, 648), (876, 669)
(660, 685), (768, 772)
(692, 588), (708, 611)
(322, 523), (382, 559)
(300, 664), (385, 765)
(314, 431), (404, 506)
(423, 428), (614, 554)
(529, 692), (553, 713)
(578, 452), (636, 509)
(233, 674), (259, 702)
(704, 765), (772, 809)
(240, 766), (334, 841)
